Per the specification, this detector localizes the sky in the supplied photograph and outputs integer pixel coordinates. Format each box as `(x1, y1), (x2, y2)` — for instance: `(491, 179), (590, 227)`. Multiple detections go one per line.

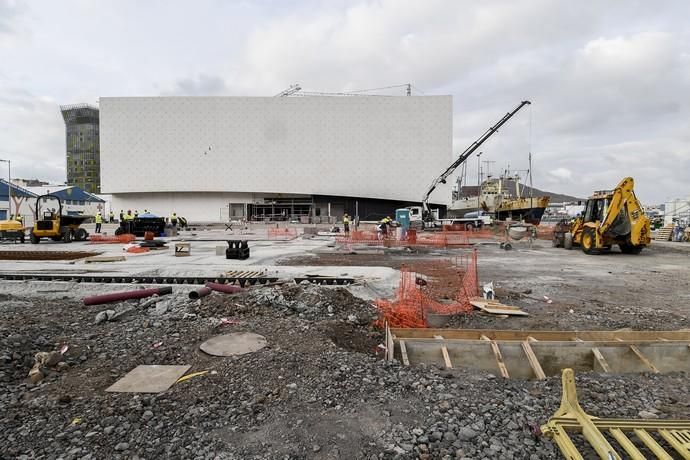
(0, 0), (689, 203)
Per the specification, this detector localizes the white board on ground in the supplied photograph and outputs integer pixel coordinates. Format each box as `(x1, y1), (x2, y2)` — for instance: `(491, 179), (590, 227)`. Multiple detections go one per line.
(106, 365), (191, 393)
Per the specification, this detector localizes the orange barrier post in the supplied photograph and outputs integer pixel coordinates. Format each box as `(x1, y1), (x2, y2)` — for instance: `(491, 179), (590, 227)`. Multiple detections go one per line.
(90, 234), (136, 244)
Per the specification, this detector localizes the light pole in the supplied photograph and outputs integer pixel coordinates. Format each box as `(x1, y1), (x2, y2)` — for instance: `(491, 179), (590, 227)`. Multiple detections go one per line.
(0, 159), (11, 218)
(476, 152), (482, 216)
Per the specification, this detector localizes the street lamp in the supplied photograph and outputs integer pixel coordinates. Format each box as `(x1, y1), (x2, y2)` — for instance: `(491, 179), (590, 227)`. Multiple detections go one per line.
(0, 159), (11, 218)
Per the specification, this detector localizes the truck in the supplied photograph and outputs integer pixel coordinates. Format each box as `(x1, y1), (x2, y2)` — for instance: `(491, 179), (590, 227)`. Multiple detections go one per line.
(407, 206), (491, 230)
(556, 177), (651, 254)
(30, 194), (90, 243)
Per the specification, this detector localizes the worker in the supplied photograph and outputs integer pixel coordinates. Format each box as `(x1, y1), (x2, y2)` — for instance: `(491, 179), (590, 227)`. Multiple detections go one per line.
(124, 210), (134, 234)
(171, 212), (178, 228)
(109, 211), (114, 223)
(343, 213), (350, 234)
(134, 210), (139, 218)
(95, 212), (103, 233)
(119, 209), (124, 222)
(379, 216), (393, 239)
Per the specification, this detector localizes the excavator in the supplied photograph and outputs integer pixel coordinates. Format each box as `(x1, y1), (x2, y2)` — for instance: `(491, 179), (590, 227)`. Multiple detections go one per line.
(562, 177), (651, 254)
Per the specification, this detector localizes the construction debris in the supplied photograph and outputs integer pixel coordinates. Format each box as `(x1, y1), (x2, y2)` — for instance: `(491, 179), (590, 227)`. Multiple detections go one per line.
(83, 286), (173, 306)
(106, 365), (192, 393)
(470, 298), (529, 316)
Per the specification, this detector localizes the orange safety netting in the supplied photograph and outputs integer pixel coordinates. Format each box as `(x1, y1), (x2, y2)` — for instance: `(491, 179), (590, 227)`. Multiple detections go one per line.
(267, 228), (298, 240)
(535, 224), (556, 240)
(374, 249), (479, 328)
(89, 234), (136, 244)
(126, 246), (150, 253)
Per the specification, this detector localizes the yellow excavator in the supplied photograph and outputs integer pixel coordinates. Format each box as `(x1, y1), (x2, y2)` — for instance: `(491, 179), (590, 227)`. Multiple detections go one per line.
(564, 177), (651, 254)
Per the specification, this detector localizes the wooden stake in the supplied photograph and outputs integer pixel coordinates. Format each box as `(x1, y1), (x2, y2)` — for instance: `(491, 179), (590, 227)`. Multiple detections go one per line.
(434, 335), (453, 369)
(481, 335), (509, 378)
(399, 340), (410, 366)
(521, 340), (546, 380)
(591, 347), (610, 373)
(629, 345), (659, 373)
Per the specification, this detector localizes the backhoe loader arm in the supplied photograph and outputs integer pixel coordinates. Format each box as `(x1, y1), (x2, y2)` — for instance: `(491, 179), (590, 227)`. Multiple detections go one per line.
(599, 177), (637, 235)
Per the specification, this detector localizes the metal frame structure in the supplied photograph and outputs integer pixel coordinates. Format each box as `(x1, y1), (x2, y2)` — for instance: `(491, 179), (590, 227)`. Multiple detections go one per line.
(542, 368), (690, 459)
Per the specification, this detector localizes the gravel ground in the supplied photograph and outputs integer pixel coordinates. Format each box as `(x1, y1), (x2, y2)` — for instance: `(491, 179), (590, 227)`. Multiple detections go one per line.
(1, 283), (690, 460)
(2, 240), (690, 459)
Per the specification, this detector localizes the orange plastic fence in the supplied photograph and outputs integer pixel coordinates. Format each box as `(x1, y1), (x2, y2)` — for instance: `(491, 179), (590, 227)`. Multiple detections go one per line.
(337, 228), (477, 249)
(89, 234), (136, 244)
(375, 249), (479, 328)
(126, 246), (149, 253)
(535, 224), (556, 240)
(267, 228), (298, 240)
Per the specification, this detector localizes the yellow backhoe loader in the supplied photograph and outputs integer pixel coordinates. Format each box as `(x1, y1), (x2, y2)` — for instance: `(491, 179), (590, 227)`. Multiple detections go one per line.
(564, 177), (651, 254)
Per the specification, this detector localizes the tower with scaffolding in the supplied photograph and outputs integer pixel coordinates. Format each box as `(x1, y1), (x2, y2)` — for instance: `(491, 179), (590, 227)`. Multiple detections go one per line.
(61, 104), (100, 194)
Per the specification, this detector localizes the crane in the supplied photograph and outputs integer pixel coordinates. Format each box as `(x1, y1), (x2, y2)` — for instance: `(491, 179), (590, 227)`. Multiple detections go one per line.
(421, 100), (532, 222)
(275, 84), (302, 97)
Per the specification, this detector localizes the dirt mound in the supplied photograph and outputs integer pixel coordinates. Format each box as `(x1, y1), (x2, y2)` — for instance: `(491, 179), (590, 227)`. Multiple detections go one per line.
(239, 283), (379, 324)
(321, 320), (383, 354)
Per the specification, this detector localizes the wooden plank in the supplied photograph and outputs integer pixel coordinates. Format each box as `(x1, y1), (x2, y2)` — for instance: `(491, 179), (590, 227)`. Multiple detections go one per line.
(573, 338), (585, 342)
(481, 335), (509, 378)
(434, 335), (453, 369)
(591, 347), (611, 373)
(399, 340), (410, 366)
(629, 345), (660, 373)
(385, 322), (393, 362)
(521, 341), (546, 380)
(390, 328), (690, 342)
(84, 255), (126, 263)
(470, 298), (529, 316)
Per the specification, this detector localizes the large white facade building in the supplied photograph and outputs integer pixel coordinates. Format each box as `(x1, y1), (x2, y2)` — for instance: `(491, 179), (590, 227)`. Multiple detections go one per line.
(101, 96), (452, 222)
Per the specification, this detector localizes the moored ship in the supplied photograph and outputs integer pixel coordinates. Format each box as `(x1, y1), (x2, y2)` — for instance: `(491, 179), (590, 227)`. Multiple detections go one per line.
(448, 175), (551, 225)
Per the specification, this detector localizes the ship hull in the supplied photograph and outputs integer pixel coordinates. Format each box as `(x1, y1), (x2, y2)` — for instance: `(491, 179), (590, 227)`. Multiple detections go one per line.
(496, 196), (550, 225)
(496, 206), (546, 225)
(449, 196), (550, 225)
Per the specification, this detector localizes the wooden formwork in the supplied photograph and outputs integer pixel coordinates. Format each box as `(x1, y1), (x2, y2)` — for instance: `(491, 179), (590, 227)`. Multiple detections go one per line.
(385, 327), (690, 379)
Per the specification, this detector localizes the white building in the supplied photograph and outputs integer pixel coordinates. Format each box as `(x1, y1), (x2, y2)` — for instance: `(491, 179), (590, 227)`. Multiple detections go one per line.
(664, 197), (690, 226)
(100, 96), (452, 222)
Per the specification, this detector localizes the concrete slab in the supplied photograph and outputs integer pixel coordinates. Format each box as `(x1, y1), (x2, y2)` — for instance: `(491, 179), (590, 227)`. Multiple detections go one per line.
(106, 364), (191, 393)
(200, 332), (267, 357)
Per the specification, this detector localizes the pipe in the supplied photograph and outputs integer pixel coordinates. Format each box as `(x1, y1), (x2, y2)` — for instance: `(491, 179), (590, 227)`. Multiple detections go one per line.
(83, 286), (173, 306)
(205, 282), (243, 294)
(189, 287), (212, 300)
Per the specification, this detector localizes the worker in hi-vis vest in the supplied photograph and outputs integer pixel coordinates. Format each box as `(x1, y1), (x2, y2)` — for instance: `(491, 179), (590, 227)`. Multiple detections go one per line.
(95, 212), (102, 233)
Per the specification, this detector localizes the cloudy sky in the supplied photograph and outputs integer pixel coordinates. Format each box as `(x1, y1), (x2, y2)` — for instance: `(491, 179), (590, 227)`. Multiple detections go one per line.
(1, 0), (688, 203)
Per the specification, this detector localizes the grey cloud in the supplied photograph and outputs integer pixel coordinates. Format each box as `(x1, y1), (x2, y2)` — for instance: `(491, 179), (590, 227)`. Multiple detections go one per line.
(0, 0), (22, 34)
(165, 74), (229, 96)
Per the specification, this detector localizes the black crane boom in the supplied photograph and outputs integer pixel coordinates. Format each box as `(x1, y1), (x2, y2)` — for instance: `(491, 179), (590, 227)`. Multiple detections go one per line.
(422, 100), (532, 219)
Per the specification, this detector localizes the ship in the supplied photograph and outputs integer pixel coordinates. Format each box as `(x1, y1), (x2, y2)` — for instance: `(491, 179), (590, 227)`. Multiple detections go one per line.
(448, 174), (551, 225)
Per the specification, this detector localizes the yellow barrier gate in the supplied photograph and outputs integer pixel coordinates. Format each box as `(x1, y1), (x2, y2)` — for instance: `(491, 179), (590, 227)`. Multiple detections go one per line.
(542, 369), (690, 459)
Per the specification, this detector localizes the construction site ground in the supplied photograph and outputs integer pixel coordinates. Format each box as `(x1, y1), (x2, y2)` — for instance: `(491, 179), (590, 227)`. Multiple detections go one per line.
(1, 223), (690, 459)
